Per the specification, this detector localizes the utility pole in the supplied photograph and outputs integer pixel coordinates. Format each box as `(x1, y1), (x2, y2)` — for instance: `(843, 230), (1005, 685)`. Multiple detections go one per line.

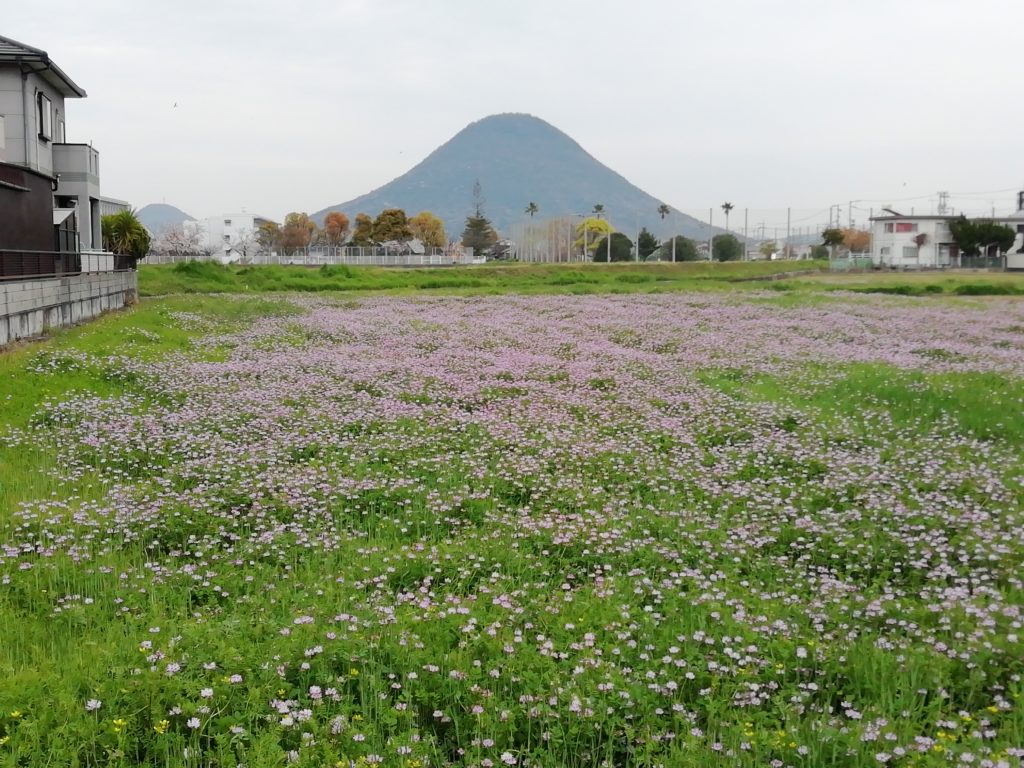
(786, 208), (791, 259)
(937, 191), (949, 215)
(708, 207), (714, 259)
(743, 208), (749, 260)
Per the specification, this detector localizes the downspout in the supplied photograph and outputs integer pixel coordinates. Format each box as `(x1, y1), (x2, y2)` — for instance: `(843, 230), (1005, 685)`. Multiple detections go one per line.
(20, 67), (31, 169)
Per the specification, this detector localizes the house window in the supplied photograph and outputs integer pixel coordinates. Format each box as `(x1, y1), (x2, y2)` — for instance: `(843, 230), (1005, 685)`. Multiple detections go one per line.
(224, 219), (232, 226)
(223, 234), (231, 242)
(880, 246), (891, 256)
(902, 246), (918, 259)
(895, 222), (918, 233)
(37, 93), (52, 140)
(884, 223), (894, 233)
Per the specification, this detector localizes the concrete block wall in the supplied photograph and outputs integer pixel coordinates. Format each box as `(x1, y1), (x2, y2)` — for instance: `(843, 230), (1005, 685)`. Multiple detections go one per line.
(0, 271), (138, 347)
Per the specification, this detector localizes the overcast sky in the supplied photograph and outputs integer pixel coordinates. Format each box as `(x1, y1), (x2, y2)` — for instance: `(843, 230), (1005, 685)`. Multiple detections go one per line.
(7, 0), (1024, 225)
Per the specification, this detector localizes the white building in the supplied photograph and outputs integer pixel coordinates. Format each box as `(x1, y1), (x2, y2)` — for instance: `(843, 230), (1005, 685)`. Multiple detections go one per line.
(185, 213), (275, 263)
(871, 193), (1024, 269)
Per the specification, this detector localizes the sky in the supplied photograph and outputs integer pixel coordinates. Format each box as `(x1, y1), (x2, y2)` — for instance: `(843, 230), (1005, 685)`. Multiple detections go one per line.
(6, 0), (1024, 226)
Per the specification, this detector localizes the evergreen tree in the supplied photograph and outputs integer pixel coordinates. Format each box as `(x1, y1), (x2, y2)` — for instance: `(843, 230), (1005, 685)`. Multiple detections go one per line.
(592, 232), (634, 262)
(637, 227), (659, 260)
(712, 233), (743, 261)
(462, 180), (498, 254)
(658, 236), (701, 262)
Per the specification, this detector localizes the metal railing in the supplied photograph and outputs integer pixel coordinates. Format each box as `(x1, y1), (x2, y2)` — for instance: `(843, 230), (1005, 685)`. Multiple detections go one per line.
(0, 250), (137, 280)
(0, 250), (82, 279)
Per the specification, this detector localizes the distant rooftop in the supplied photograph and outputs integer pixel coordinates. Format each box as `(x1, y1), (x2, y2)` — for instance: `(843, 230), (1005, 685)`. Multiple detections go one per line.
(0, 34), (86, 98)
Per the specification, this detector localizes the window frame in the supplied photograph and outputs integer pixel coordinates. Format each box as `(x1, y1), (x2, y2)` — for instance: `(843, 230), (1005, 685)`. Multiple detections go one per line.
(37, 93), (52, 141)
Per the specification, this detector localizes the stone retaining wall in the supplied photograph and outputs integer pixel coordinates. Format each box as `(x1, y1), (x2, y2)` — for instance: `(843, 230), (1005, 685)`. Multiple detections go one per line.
(0, 271), (138, 347)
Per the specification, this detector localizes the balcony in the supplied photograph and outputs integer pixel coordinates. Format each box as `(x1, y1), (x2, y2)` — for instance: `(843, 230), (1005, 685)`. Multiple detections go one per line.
(53, 143), (100, 186)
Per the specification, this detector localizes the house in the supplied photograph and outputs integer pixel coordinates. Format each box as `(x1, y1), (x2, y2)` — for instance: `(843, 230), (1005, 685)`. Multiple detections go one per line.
(99, 196), (131, 217)
(185, 213), (276, 263)
(871, 192), (1024, 269)
(0, 34), (108, 274)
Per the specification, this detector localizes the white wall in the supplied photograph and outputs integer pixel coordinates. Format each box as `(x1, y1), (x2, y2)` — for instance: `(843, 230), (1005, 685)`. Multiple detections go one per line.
(871, 218), (953, 268)
(191, 214), (265, 263)
(0, 68), (67, 176)
(873, 215), (1024, 268)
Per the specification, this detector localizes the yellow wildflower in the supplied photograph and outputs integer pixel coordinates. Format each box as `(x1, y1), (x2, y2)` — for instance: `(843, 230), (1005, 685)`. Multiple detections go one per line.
(153, 719), (169, 734)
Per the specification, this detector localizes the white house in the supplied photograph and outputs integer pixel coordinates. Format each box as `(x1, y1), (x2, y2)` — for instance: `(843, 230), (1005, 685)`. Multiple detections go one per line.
(185, 213), (275, 263)
(871, 192), (1024, 269)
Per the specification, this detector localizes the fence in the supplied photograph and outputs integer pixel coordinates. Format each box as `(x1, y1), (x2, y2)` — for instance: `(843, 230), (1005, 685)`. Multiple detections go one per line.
(145, 246), (478, 268)
(0, 250), (82, 279)
(829, 255), (874, 272)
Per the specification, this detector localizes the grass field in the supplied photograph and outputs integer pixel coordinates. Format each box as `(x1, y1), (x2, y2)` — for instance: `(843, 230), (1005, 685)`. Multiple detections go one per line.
(1, 283), (1023, 766)
(137, 260), (828, 297)
(136, 259), (1024, 300)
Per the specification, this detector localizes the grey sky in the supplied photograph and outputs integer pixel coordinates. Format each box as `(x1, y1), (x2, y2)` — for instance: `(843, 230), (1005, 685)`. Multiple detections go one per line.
(6, 0), (1024, 226)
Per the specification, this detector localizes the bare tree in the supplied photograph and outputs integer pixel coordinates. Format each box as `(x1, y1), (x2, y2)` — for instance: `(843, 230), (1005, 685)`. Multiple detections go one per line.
(152, 222), (205, 261)
(229, 227), (258, 263)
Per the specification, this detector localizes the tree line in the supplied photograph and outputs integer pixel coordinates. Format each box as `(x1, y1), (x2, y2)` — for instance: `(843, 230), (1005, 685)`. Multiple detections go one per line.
(258, 209), (449, 255)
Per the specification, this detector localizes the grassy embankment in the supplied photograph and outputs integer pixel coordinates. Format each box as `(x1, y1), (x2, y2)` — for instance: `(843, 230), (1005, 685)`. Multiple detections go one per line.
(138, 259), (826, 297)
(137, 259), (1024, 298)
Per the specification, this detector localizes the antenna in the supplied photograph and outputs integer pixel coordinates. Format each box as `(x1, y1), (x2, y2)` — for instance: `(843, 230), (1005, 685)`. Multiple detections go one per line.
(937, 191), (949, 215)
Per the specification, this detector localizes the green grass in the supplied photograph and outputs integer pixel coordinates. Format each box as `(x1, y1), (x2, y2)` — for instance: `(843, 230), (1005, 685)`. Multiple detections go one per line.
(138, 259), (828, 297)
(699, 362), (1024, 445)
(138, 259), (1024, 300)
(0, 296), (302, 523)
(2, 290), (1023, 766)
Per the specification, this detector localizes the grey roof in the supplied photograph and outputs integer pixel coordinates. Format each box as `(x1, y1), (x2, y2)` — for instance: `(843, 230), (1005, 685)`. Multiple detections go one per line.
(0, 34), (86, 97)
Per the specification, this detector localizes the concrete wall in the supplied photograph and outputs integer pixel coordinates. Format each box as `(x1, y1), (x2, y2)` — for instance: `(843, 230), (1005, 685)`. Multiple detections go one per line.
(0, 270), (137, 346)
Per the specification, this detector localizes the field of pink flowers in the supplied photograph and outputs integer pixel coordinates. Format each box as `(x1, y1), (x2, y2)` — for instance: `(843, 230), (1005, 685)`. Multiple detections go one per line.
(0, 292), (1022, 767)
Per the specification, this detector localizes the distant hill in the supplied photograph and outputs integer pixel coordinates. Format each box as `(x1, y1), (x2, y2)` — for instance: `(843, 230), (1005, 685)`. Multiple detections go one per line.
(137, 203), (194, 234)
(313, 113), (721, 241)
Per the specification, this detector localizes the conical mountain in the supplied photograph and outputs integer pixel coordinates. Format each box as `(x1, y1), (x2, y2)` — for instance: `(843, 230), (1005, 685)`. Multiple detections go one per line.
(314, 113), (717, 241)
(136, 203), (195, 234)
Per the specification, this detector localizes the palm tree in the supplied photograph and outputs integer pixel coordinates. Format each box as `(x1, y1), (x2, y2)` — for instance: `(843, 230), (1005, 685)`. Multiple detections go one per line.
(101, 209), (151, 260)
(593, 203), (605, 217)
(721, 202), (734, 232)
(658, 204), (674, 262)
(525, 202), (539, 218)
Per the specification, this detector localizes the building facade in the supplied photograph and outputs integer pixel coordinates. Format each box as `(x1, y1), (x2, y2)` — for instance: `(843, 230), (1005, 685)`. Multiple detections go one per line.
(0, 34), (107, 271)
(871, 193), (1024, 269)
(185, 213), (275, 263)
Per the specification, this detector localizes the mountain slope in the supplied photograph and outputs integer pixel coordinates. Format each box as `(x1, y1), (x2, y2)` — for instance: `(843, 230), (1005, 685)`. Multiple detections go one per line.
(137, 203), (194, 234)
(313, 113), (718, 241)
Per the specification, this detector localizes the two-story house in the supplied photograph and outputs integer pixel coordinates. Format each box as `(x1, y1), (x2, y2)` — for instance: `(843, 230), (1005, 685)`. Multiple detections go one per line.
(870, 192), (1024, 269)
(0, 34), (103, 274)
